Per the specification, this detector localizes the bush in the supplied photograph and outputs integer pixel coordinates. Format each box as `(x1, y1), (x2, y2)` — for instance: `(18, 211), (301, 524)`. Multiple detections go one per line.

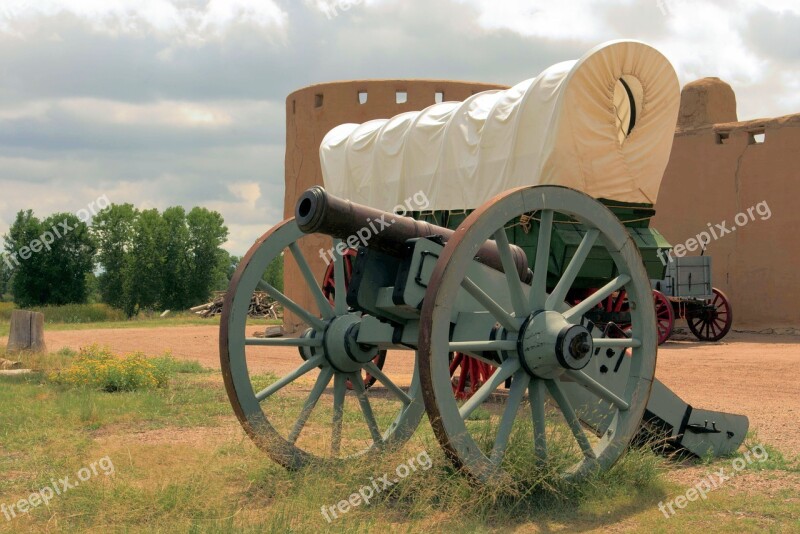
(0, 303), (126, 324)
(51, 345), (172, 392)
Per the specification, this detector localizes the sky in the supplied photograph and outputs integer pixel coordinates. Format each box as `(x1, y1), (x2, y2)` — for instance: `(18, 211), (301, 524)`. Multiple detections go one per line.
(1, 0), (799, 256)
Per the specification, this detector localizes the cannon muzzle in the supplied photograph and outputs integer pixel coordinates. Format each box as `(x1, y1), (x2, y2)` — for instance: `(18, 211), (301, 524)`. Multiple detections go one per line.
(295, 186), (531, 283)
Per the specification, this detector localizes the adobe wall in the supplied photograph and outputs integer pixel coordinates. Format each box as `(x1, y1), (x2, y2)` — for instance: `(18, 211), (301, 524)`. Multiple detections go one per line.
(283, 80), (506, 333)
(653, 78), (800, 328)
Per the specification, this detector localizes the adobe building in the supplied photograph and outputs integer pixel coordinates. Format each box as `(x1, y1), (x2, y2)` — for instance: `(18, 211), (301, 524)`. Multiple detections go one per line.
(282, 78), (798, 332)
(654, 78), (799, 328)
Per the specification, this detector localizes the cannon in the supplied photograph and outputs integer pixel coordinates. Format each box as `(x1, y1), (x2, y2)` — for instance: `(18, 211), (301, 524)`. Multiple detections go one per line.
(220, 40), (748, 484)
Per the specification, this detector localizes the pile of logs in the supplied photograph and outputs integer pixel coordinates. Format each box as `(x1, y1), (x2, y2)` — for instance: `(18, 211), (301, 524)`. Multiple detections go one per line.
(191, 292), (279, 319)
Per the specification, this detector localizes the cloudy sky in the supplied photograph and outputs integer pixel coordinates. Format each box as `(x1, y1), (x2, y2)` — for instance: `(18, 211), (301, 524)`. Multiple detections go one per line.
(1, 0), (798, 255)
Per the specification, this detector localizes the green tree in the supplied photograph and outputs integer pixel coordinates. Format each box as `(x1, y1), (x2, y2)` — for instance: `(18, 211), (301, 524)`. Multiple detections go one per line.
(0, 257), (11, 299)
(214, 252), (240, 292)
(123, 209), (166, 316)
(161, 206), (191, 310)
(84, 272), (101, 303)
(92, 203), (138, 309)
(3, 211), (95, 307)
(3, 210), (44, 307)
(185, 207), (229, 306)
(263, 254), (284, 292)
(40, 212), (96, 305)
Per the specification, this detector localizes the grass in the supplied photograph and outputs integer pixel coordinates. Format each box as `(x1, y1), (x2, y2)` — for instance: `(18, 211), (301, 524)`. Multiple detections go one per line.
(0, 349), (797, 532)
(0, 302), (280, 337)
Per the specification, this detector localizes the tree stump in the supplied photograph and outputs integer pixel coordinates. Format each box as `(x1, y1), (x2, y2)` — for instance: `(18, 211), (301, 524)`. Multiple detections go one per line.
(6, 310), (47, 353)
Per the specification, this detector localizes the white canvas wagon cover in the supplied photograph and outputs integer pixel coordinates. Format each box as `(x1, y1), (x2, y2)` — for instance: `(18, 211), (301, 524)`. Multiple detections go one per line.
(320, 40), (680, 211)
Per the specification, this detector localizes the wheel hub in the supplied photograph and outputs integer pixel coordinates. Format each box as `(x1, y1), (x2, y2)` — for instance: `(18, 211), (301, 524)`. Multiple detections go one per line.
(517, 311), (593, 378)
(321, 315), (378, 373)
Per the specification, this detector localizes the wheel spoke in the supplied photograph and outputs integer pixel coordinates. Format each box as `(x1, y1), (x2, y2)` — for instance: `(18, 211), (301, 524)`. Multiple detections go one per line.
(288, 366), (334, 444)
(459, 359), (520, 420)
(331, 373), (346, 456)
(332, 239), (348, 315)
(545, 379), (596, 459)
(592, 337), (641, 349)
(255, 355), (324, 402)
(289, 242), (335, 319)
(564, 274), (631, 322)
(493, 229), (528, 317)
(546, 229), (599, 310)
(490, 372), (530, 465)
(528, 209), (554, 311)
(260, 281), (326, 330)
(364, 362), (413, 405)
(461, 277), (520, 332)
(245, 337), (322, 347)
(350, 373), (384, 446)
(529, 378), (548, 462)
(564, 369), (630, 410)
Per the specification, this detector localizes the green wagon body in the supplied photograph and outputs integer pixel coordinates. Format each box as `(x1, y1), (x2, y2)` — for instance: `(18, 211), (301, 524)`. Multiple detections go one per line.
(411, 201), (671, 289)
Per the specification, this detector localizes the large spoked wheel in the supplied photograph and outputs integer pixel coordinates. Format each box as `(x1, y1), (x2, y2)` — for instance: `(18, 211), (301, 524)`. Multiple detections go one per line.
(687, 287), (732, 342)
(653, 290), (674, 345)
(220, 219), (424, 470)
(419, 186), (657, 484)
(596, 289), (673, 345)
(319, 249), (387, 390)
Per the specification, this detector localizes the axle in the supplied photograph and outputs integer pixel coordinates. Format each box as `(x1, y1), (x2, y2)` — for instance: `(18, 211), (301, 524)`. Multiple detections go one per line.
(295, 186), (532, 282)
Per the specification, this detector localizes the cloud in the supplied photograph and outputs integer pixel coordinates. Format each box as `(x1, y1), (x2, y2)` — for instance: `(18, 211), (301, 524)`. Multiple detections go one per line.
(0, 98), (282, 151)
(0, 0), (288, 37)
(0, 0), (798, 256)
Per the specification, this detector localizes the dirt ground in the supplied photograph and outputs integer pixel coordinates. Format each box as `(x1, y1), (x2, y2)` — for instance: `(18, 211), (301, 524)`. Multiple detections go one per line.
(9, 325), (799, 456)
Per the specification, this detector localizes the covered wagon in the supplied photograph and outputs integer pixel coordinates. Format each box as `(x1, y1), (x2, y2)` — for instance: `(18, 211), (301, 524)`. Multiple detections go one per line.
(221, 41), (747, 484)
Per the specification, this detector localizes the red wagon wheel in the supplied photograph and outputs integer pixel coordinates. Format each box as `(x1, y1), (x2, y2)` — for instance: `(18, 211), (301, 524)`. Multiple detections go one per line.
(653, 290), (675, 345)
(597, 289), (673, 345)
(448, 352), (497, 400)
(320, 248), (387, 389)
(687, 288), (732, 342)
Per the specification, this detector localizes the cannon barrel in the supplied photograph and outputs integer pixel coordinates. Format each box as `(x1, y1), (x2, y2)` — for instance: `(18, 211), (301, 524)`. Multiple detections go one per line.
(295, 186), (531, 282)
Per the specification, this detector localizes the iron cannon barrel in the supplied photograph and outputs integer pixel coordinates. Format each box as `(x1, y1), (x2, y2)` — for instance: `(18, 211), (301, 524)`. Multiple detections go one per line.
(295, 186), (531, 282)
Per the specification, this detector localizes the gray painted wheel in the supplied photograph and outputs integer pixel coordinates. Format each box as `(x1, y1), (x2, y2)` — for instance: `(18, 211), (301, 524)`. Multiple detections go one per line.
(418, 186), (657, 484)
(220, 218), (424, 469)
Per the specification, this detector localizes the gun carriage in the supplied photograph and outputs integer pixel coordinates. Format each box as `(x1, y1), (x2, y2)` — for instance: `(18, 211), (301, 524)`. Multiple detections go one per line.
(220, 41), (747, 484)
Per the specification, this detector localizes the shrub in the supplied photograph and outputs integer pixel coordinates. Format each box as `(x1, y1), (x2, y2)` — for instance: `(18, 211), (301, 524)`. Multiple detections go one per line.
(51, 345), (172, 392)
(0, 303), (126, 324)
